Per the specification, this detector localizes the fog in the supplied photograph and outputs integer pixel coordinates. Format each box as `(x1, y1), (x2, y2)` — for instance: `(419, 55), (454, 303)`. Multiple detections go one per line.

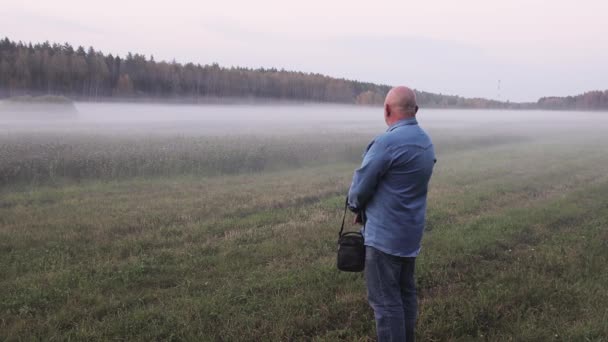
(3, 101), (608, 190)
(2, 102), (608, 137)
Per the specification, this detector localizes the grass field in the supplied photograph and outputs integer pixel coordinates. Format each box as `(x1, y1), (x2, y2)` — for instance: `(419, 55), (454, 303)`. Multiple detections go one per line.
(1, 107), (608, 341)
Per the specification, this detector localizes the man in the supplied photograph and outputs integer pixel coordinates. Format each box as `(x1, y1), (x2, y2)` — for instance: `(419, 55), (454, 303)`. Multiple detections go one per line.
(348, 86), (435, 342)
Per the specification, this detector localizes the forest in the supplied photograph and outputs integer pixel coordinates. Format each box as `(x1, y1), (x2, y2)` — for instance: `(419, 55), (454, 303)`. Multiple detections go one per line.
(1, 37), (607, 110)
(537, 91), (608, 110)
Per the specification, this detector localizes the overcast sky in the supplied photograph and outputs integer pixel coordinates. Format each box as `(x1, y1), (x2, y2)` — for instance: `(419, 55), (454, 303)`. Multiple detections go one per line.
(2, 0), (607, 102)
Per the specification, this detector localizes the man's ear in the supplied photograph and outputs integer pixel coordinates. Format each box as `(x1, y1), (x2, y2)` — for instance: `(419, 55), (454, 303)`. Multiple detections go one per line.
(385, 104), (391, 116)
(414, 105), (419, 114)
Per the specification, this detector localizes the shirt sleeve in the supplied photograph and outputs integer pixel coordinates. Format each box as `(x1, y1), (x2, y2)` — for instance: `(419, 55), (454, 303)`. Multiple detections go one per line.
(347, 139), (391, 212)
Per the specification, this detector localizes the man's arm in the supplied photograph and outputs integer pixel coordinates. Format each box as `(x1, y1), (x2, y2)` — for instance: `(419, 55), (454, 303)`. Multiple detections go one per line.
(348, 139), (391, 212)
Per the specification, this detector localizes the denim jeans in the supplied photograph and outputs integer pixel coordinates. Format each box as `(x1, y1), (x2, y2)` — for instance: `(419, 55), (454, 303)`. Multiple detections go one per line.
(365, 246), (417, 342)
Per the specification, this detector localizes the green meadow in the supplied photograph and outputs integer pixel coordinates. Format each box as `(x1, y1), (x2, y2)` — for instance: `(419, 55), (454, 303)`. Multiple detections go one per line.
(1, 106), (608, 341)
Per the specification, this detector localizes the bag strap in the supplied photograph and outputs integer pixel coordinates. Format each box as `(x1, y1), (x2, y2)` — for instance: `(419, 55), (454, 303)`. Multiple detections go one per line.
(338, 196), (348, 238)
(339, 196), (366, 238)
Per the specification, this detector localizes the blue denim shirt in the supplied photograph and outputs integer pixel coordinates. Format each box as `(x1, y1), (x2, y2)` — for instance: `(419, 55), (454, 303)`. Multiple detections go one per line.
(348, 117), (435, 257)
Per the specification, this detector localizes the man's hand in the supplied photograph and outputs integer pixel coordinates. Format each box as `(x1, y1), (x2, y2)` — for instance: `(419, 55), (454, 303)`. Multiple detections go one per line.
(353, 212), (363, 225)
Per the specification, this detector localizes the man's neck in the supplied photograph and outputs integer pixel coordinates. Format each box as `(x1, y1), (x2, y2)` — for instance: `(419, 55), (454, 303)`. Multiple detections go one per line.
(387, 115), (416, 126)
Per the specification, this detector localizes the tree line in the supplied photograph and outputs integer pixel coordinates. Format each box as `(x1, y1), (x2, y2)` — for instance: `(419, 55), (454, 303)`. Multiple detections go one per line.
(0, 37), (388, 104)
(1, 37), (606, 110)
(537, 91), (608, 110)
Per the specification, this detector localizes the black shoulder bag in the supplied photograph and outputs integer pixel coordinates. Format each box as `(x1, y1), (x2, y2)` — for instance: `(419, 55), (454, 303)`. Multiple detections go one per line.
(337, 197), (365, 272)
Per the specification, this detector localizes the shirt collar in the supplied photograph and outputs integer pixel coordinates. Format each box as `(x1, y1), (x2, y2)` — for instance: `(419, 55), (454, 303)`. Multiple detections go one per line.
(387, 117), (418, 132)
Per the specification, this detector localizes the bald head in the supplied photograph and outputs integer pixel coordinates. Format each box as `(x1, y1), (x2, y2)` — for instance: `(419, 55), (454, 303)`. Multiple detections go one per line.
(384, 86), (418, 125)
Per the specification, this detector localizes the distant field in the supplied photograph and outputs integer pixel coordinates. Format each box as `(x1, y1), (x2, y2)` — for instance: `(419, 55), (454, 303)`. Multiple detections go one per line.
(1, 106), (608, 340)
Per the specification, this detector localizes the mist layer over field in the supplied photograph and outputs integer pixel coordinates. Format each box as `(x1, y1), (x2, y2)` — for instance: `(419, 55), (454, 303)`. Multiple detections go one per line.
(1, 104), (608, 340)
(4, 102), (608, 135)
(2, 103), (607, 187)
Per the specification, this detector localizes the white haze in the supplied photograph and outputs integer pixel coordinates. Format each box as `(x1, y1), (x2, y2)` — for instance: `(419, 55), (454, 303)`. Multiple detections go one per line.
(1, 103), (608, 138)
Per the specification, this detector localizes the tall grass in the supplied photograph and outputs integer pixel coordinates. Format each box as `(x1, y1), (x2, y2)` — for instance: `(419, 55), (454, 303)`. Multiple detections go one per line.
(0, 129), (529, 188)
(0, 133), (368, 187)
